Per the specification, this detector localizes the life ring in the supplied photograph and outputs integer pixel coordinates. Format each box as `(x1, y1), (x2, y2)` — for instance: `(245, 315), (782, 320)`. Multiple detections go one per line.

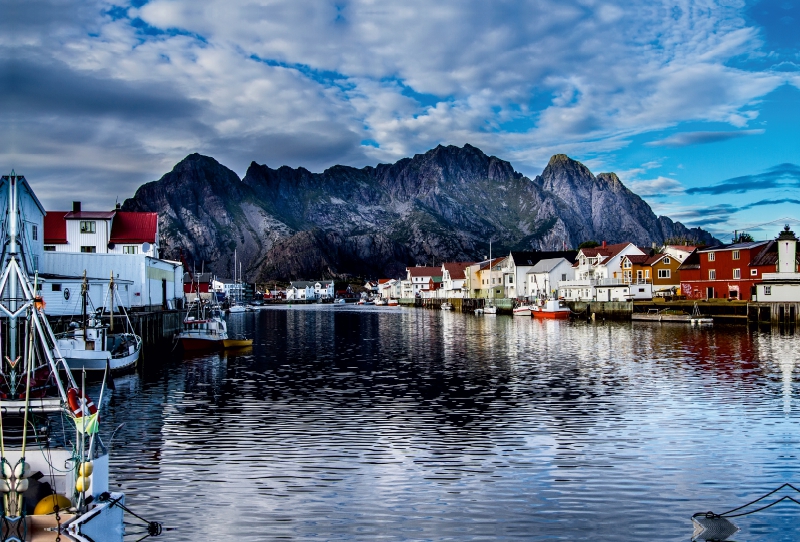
(67, 388), (98, 418)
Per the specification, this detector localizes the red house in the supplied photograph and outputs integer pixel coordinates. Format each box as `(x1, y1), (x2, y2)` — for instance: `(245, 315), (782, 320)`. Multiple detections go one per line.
(678, 241), (773, 300)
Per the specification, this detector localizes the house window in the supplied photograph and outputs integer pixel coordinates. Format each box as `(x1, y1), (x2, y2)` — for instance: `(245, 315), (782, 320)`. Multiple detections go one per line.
(33, 255), (38, 270)
(751, 269), (758, 276)
(732, 250), (740, 260)
(123, 246), (137, 254)
(51, 284), (61, 292)
(765, 285), (772, 295)
(663, 256), (670, 264)
(733, 268), (741, 279)
(32, 225), (37, 240)
(80, 221), (96, 234)
(508, 276), (513, 284)
(709, 269), (716, 280)
(81, 246), (96, 253)
(708, 252), (715, 261)
(44, 246), (55, 251)
(658, 269), (671, 279)
(623, 259), (631, 269)
(645, 270), (650, 279)
(561, 274), (566, 281)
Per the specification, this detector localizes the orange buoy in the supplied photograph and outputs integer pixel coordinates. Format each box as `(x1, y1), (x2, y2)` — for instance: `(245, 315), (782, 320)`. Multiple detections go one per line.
(66, 388), (98, 418)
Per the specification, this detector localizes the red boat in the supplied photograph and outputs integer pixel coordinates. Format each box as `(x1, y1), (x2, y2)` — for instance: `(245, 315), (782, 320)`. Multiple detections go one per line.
(532, 299), (571, 320)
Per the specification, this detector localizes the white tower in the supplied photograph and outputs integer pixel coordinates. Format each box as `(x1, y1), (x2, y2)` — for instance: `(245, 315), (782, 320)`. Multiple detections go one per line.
(777, 225), (798, 274)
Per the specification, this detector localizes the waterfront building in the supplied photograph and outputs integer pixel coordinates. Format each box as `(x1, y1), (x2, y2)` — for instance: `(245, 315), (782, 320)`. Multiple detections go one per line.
(558, 242), (645, 301)
(377, 278), (402, 299)
(5, 178), (183, 314)
(678, 240), (772, 300)
(752, 226), (800, 302)
(620, 252), (681, 296)
(405, 266), (442, 297)
(663, 244), (697, 263)
(466, 257), (506, 299)
(525, 258), (575, 300)
(440, 262), (473, 298)
(286, 280), (335, 300)
(504, 251), (577, 300)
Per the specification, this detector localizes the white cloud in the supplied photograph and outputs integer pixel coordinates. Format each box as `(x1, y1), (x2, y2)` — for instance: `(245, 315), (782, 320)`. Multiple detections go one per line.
(629, 176), (685, 197)
(0, 0), (793, 208)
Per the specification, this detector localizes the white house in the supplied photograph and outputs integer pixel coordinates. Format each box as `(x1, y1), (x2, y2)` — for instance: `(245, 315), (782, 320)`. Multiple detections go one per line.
(287, 280), (334, 300)
(526, 258), (576, 300)
(378, 279), (402, 300)
(405, 266), (441, 297)
(558, 242), (646, 301)
(753, 226), (800, 302)
(3, 175), (183, 314)
(440, 262), (472, 298)
(504, 251), (578, 299)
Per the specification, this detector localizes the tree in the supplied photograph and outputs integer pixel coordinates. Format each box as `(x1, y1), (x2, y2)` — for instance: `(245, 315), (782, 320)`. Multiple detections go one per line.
(732, 232), (754, 243)
(578, 240), (600, 249)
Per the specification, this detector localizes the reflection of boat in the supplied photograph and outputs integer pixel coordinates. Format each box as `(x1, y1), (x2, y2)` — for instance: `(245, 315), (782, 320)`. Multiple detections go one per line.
(55, 273), (142, 372)
(513, 305), (532, 316)
(690, 302), (713, 326)
(0, 173), (140, 540)
(441, 302), (453, 310)
(532, 299), (570, 319)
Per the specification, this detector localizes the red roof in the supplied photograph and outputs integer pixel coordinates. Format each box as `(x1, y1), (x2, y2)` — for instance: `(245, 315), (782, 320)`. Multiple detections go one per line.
(443, 261), (474, 279)
(44, 212), (68, 244)
(110, 212), (157, 244)
(407, 266), (442, 278)
(378, 278), (392, 284)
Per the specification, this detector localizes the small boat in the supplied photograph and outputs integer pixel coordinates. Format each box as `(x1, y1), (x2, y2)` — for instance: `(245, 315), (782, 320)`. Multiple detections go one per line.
(484, 305), (497, 314)
(513, 305), (532, 316)
(690, 302), (713, 326)
(227, 303), (246, 313)
(334, 298), (346, 304)
(55, 273), (142, 372)
(441, 302), (453, 310)
(532, 299), (570, 319)
(374, 298), (387, 306)
(474, 307), (484, 315)
(177, 300), (252, 350)
(387, 298), (399, 306)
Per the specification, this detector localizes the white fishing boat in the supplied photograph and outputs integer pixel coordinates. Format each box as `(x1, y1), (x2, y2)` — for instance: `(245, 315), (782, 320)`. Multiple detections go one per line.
(512, 305), (532, 316)
(176, 291), (252, 351)
(0, 173), (159, 541)
(374, 298), (387, 306)
(54, 273), (142, 372)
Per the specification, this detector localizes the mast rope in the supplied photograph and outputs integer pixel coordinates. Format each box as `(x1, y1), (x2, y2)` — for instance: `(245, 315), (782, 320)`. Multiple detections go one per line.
(693, 483), (800, 519)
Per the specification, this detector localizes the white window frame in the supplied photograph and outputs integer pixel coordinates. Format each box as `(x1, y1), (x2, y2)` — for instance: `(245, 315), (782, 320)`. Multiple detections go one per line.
(123, 245), (138, 254)
(732, 250), (740, 260)
(658, 269), (671, 279)
(751, 269), (758, 276)
(79, 221), (96, 234)
(663, 256), (670, 264)
(733, 268), (741, 279)
(709, 269), (716, 280)
(708, 252), (715, 262)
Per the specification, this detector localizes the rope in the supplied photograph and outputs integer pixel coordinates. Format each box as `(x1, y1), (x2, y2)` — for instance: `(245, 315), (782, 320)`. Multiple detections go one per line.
(97, 492), (162, 537)
(693, 483), (800, 519)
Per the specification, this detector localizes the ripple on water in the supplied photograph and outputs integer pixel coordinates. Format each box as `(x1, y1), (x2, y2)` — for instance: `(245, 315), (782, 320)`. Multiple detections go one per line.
(104, 308), (799, 541)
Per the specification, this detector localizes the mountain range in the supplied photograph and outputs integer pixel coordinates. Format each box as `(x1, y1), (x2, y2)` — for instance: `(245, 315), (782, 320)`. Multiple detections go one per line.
(121, 144), (716, 281)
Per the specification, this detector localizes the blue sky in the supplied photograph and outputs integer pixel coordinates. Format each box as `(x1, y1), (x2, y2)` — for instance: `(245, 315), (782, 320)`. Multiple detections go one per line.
(2, 0), (799, 240)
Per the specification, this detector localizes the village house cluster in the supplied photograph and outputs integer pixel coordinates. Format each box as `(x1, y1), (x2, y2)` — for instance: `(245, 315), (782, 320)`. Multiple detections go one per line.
(294, 232), (800, 304)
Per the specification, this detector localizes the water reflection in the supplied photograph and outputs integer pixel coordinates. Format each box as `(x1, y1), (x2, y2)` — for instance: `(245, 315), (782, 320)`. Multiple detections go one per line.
(102, 307), (799, 541)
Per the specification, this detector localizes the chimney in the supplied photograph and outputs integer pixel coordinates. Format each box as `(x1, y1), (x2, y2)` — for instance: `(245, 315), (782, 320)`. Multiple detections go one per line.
(602, 240), (606, 249)
(115, 202), (121, 210)
(72, 201), (81, 213)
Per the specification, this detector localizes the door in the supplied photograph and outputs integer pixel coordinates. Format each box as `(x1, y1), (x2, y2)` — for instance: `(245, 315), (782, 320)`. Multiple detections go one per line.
(162, 279), (168, 309)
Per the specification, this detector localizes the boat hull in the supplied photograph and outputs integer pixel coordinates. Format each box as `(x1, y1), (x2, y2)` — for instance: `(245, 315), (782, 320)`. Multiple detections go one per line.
(63, 348), (140, 372)
(513, 307), (532, 316)
(180, 337), (224, 351)
(222, 339), (254, 348)
(532, 310), (570, 319)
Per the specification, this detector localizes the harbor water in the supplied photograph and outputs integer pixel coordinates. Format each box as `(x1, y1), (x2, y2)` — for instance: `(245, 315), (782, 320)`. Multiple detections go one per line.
(102, 305), (799, 541)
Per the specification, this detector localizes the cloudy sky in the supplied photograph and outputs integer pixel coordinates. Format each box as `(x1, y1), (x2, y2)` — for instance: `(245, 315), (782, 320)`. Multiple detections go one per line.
(2, 0), (799, 239)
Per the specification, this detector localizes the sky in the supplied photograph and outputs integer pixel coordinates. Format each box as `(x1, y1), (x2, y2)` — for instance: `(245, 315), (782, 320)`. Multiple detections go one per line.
(2, 0), (799, 241)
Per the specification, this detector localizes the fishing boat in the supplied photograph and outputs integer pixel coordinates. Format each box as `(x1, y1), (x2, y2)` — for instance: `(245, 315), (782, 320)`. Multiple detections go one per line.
(176, 281), (253, 350)
(226, 250), (247, 313)
(532, 299), (570, 319)
(374, 298), (387, 306)
(512, 305), (532, 316)
(54, 273), (142, 372)
(0, 173), (156, 541)
(441, 302), (453, 310)
(387, 298), (399, 306)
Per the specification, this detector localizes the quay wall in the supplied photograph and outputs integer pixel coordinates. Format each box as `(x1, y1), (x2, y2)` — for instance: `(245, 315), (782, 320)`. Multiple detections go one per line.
(566, 301), (632, 321)
(748, 302), (800, 329)
(417, 298), (515, 314)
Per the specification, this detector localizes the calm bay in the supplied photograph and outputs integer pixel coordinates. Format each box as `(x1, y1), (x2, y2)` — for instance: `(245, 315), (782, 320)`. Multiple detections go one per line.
(102, 306), (798, 541)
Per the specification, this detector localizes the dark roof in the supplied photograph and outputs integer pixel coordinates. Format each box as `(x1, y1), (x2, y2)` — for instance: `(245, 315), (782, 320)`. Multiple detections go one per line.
(44, 211), (68, 244)
(64, 211), (116, 219)
(407, 266), (442, 277)
(443, 261), (473, 279)
(510, 250), (578, 266)
(677, 250), (701, 270)
(579, 242), (631, 259)
(749, 240), (800, 267)
(697, 240), (769, 252)
(110, 212), (157, 244)
(623, 254), (649, 265)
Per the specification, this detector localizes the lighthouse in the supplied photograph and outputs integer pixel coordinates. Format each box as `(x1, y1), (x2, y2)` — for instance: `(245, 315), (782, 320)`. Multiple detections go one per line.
(776, 225), (797, 274)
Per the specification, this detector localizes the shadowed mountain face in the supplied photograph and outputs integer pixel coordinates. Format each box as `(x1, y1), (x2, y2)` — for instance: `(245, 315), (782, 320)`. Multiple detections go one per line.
(122, 144), (716, 281)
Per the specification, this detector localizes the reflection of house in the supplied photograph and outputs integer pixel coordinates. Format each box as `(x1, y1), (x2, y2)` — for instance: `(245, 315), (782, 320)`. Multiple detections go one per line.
(679, 241), (771, 301)
(753, 226), (800, 302)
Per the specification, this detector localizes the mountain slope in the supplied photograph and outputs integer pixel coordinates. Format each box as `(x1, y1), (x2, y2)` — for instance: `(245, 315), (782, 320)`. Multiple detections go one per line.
(122, 145), (716, 280)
